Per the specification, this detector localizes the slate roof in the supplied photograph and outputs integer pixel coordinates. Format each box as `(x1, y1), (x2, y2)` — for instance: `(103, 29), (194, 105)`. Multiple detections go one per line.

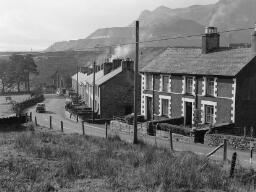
(140, 47), (255, 76)
(96, 67), (122, 86)
(71, 72), (88, 84)
(73, 67), (123, 86)
(85, 70), (104, 85)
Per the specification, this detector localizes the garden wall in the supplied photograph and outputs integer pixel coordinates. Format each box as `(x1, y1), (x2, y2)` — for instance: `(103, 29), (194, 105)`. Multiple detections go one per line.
(109, 120), (193, 144)
(15, 95), (45, 113)
(205, 134), (256, 152)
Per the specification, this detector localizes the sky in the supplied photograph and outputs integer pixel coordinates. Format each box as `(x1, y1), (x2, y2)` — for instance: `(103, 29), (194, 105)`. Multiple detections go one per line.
(0, 0), (219, 51)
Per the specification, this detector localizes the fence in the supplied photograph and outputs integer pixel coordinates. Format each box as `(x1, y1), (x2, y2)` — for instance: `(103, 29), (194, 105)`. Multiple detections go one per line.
(26, 111), (256, 189)
(29, 112), (109, 140)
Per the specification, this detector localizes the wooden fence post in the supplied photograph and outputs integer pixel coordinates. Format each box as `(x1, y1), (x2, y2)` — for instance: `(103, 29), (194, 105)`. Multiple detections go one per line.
(155, 124), (158, 146)
(34, 116), (37, 126)
(244, 127), (247, 138)
(105, 122), (108, 139)
(82, 121), (85, 135)
(223, 139), (228, 161)
(251, 126), (254, 138)
(30, 112), (32, 122)
(61, 121), (63, 132)
(170, 131), (173, 151)
(50, 116), (52, 129)
(250, 141), (254, 165)
(230, 152), (237, 178)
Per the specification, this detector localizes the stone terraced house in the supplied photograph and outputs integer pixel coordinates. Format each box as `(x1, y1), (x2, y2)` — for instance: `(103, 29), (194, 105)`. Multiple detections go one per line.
(72, 59), (137, 119)
(140, 26), (256, 128)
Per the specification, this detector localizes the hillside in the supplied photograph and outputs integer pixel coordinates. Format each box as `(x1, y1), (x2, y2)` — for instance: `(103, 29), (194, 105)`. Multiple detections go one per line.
(32, 47), (166, 87)
(46, 0), (256, 52)
(0, 125), (253, 191)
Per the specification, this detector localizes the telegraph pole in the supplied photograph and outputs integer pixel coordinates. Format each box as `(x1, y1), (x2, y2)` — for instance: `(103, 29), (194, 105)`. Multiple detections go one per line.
(76, 63), (79, 102)
(134, 21), (139, 144)
(92, 61), (96, 123)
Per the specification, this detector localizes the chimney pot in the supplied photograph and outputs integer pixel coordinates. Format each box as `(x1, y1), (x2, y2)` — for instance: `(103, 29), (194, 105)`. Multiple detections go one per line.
(202, 26), (220, 54)
(122, 59), (134, 71)
(103, 62), (113, 75)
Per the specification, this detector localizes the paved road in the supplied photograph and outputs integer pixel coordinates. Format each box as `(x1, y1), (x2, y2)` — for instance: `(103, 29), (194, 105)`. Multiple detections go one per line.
(27, 94), (256, 169)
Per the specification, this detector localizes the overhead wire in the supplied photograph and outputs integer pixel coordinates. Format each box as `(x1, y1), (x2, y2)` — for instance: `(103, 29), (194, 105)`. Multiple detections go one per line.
(64, 26), (255, 52)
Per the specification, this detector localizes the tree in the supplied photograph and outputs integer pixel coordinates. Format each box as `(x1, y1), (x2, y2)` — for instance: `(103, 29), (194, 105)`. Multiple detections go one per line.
(9, 54), (38, 92)
(0, 59), (13, 93)
(23, 54), (38, 92)
(9, 54), (25, 92)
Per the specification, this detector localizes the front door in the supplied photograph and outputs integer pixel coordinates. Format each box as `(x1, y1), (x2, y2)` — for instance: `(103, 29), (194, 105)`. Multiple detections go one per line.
(185, 102), (192, 127)
(146, 97), (153, 120)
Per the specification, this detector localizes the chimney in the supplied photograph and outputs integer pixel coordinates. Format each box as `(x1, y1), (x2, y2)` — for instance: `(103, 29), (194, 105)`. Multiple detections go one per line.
(121, 58), (134, 71)
(251, 24), (256, 54)
(80, 66), (90, 74)
(202, 26), (220, 54)
(112, 59), (122, 69)
(103, 62), (113, 75)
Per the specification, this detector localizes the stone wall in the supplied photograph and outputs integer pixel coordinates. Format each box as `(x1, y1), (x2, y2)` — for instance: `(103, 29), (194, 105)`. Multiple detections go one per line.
(110, 120), (193, 144)
(205, 133), (256, 152)
(109, 120), (147, 137)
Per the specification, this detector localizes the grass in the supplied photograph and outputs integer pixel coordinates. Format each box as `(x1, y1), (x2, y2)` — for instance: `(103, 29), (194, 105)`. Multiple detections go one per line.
(0, 125), (255, 192)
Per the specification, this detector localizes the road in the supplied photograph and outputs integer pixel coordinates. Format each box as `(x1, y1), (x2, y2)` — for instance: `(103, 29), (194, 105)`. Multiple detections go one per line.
(26, 94), (256, 169)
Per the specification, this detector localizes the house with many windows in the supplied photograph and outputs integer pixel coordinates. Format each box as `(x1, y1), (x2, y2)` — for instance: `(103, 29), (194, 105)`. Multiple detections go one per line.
(140, 26), (256, 128)
(72, 59), (137, 119)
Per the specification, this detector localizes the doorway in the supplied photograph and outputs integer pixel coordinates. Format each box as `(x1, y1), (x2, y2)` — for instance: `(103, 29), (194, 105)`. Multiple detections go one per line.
(146, 97), (153, 120)
(185, 102), (192, 127)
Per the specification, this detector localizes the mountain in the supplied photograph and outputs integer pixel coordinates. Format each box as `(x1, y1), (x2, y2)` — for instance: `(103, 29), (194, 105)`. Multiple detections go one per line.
(46, 0), (256, 52)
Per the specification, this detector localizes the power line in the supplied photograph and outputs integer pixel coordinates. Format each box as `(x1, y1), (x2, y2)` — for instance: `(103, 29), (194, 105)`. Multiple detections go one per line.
(68, 26), (255, 52)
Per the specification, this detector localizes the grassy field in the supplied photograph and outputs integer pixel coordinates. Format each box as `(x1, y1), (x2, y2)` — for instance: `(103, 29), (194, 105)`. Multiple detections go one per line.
(0, 124), (255, 192)
(0, 94), (31, 117)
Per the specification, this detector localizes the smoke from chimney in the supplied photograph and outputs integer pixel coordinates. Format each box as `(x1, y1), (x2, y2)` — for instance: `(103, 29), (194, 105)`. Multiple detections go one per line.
(209, 0), (240, 26)
(110, 45), (132, 61)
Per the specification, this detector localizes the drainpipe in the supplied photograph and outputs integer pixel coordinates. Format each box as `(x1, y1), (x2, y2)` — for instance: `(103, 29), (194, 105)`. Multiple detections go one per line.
(195, 76), (199, 128)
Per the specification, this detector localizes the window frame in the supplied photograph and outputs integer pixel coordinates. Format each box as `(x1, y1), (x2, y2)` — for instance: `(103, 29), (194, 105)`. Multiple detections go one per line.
(146, 74), (153, 90)
(161, 99), (169, 117)
(206, 77), (215, 97)
(205, 105), (214, 124)
(186, 76), (193, 94)
(162, 75), (169, 92)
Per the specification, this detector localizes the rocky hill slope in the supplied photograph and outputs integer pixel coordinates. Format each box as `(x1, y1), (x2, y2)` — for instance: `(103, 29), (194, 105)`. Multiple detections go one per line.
(46, 0), (256, 52)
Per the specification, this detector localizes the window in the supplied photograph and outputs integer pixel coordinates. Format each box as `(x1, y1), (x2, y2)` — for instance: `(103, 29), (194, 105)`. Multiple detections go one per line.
(186, 77), (193, 94)
(153, 75), (160, 91)
(205, 105), (214, 124)
(162, 76), (169, 92)
(162, 99), (169, 117)
(146, 74), (153, 90)
(206, 78), (214, 96)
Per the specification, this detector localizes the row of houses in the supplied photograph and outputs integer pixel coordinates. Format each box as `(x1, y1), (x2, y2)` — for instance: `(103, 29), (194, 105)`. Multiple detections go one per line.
(72, 25), (256, 128)
(72, 59), (137, 119)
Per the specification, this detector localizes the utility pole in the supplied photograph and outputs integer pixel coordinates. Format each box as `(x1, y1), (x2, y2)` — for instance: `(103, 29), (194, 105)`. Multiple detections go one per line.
(92, 61), (96, 123)
(76, 63), (79, 102)
(152, 74), (155, 120)
(134, 21), (139, 144)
